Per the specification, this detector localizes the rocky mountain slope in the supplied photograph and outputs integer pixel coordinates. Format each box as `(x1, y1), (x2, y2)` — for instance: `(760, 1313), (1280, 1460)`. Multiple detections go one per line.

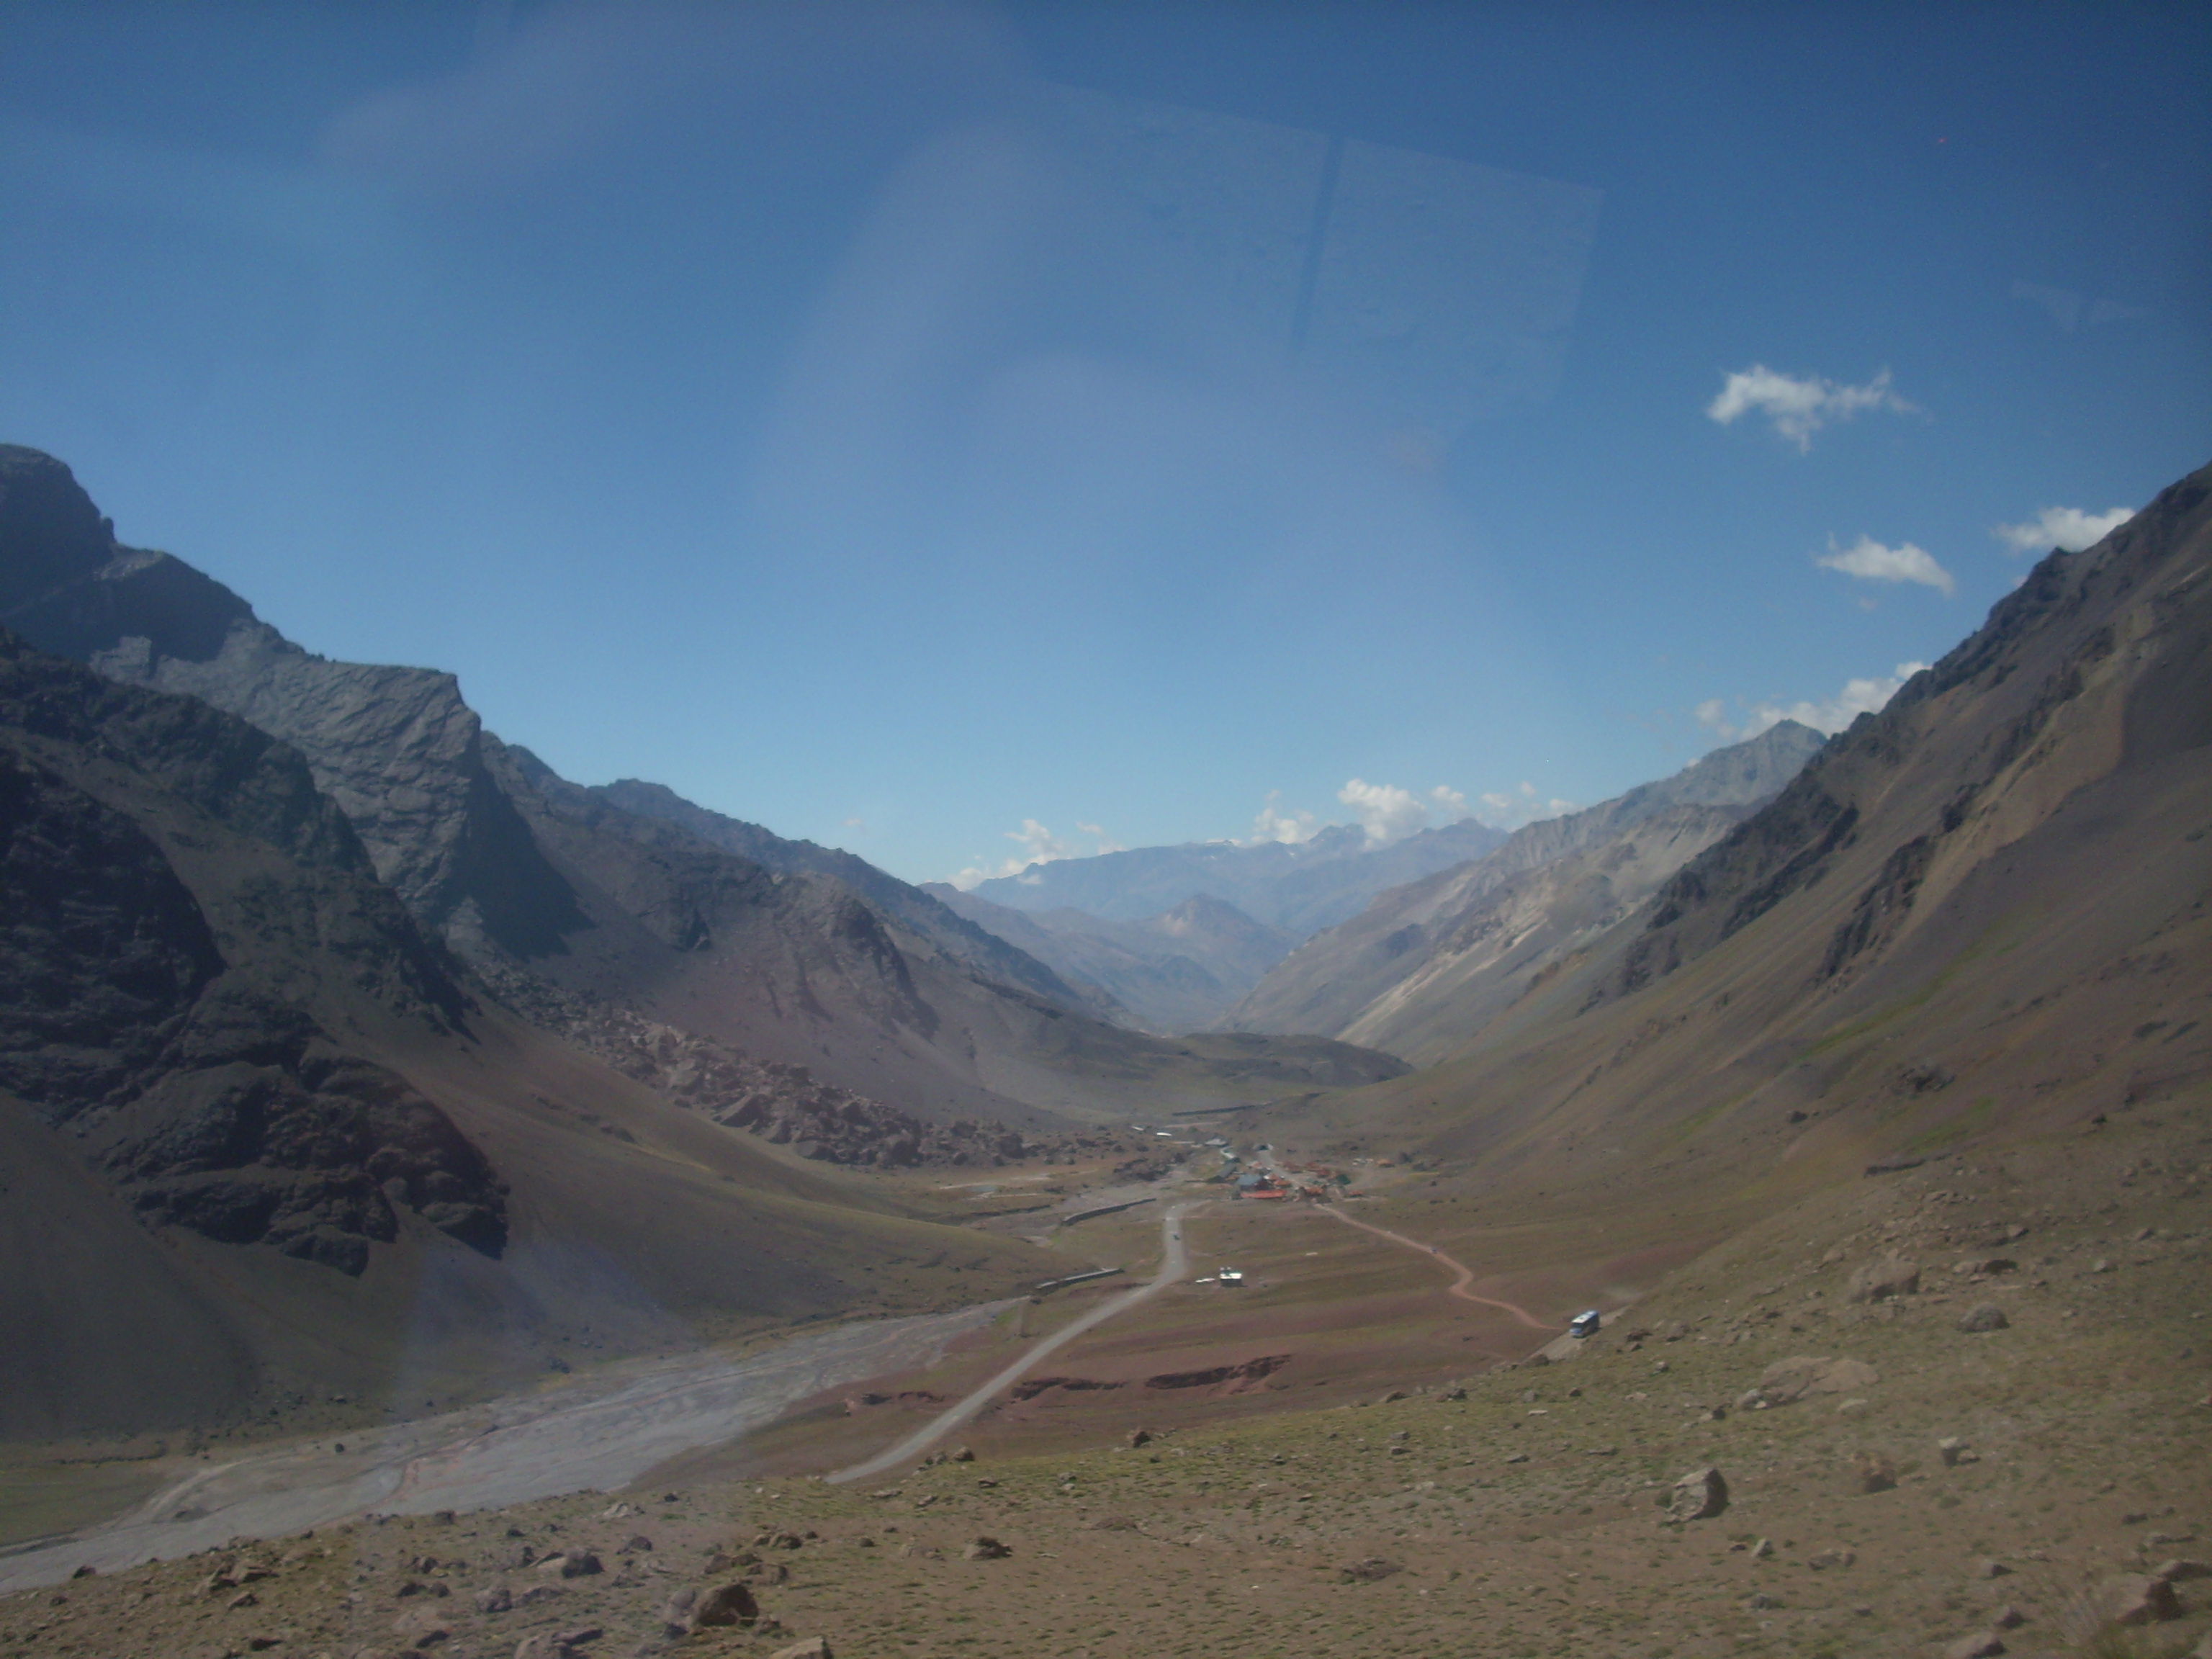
(923, 888), (1298, 1033)
(970, 815), (1509, 937)
(1269, 458), (2211, 1206)
(0, 445), (1402, 1136)
(0, 627), (1063, 1441)
(1224, 721), (1826, 1051)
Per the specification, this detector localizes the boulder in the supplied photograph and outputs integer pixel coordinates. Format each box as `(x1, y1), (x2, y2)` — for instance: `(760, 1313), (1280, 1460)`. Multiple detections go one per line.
(1667, 1466), (1730, 1521)
(1936, 1436), (1977, 1466)
(1847, 1256), (1920, 1302)
(1956, 1304), (2010, 1334)
(688, 1582), (761, 1629)
(1853, 1455), (1898, 1494)
(1339, 1557), (1404, 1583)
(963, 1537), (1012, 1560)
(534, 1548), (601, 1578)
(2154, 1558), (2211, 1583)
(2102, 1574), (2182, 1626)
(1756, 1356), (1880, 1405)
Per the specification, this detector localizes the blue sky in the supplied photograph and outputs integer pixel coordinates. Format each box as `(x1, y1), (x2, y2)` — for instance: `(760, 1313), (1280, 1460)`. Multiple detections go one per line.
(2, 1), (2206, 886)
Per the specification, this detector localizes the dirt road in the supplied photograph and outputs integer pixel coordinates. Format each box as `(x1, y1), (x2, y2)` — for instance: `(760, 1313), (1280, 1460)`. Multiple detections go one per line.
(827, 1201), (1198, 1485)
(1323, 1203), (1555, 1329)
(0, 1303), (1011, 1592)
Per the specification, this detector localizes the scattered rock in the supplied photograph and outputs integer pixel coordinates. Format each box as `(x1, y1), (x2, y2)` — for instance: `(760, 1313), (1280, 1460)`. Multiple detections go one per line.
(1937, 1436), (1979, 1466)
(1975, 1558), (2013, 1579)
(1751, 1537), (1774, 1560)
(1339, 1557), (1404, 1583)
(1809, 1547), (1855, 1570)
(1666, 1466), (1730, 1521)
(1756, 1355), (1880, 1404)
(963, 1537), (1012, 1560)
(1125, 1429), (1153, 1448)
(474, 1586), (513, 1614)
(1992, 1606), (2027, 1629)
(619, 1534), (653, 1553)
(768, 1640), (832, 1659)
(1942, 1633), (2006, 1659)
(227, 1590), (259, 1609)
(534, 1548), (601, 1578)
(949, 1445), (976, 1462)
(1848, 1256), (1920, 1301)
(679, 1582), (760, 1632)
(2154, 1558), (2211, 1583)
(1956, 1304), (2010, 1334)
(1853, 1455), (1899, 1494)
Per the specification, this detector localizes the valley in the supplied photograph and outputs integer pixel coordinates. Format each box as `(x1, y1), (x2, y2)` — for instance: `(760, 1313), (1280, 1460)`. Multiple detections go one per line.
(0, 445), (2206, 1659)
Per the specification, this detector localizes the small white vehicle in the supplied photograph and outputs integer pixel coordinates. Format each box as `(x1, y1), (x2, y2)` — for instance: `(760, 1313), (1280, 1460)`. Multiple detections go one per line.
(1219, 1268), (1246, 1285)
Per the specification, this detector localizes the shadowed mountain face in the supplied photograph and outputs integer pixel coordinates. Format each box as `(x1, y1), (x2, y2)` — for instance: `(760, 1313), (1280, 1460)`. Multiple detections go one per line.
(0, 626), (1082, 1440)
(1223, 721), (1827, 1051)
(1271, 459), (2211, 1207)
(0, 445), (1399, 1141)
(925, 886), (1300, 1033)
(970, 816), (1511, 936)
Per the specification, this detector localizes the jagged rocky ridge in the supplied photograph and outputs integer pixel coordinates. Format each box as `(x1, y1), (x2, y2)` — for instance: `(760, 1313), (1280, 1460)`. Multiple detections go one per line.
(0, 627), (505, 1274)
(1, 445), (1411, 1141)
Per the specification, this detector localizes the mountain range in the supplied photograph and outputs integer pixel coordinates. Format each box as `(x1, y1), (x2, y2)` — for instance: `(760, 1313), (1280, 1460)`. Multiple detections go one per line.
(0, 444), (1407, 1438)
(1258, 457), (2211, 1213)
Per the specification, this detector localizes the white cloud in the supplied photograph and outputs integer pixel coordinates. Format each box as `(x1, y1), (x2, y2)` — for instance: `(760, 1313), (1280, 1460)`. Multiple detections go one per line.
(1698, 661), (1930, 742)
(1706, 364), (1916, 451)
(948, 817), (1118, 889)
(1992, 504), (2134, 555)
(1429, 784), (1475, 822)
(1243, 792), (1321, 846)
(1338, 778), (1431, 845)
(1815, 534), (1955, 595)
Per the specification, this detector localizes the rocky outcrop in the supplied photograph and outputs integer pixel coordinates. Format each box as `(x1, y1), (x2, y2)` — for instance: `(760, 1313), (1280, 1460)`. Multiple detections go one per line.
(0, 628), (504, 1274)
(477, 961), (1130, 1169)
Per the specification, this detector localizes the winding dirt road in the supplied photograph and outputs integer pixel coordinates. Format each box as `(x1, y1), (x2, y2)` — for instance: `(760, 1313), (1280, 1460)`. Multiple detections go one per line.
(827, 1200), (1197, 1485)
(1323, 1203), (1554, 1329)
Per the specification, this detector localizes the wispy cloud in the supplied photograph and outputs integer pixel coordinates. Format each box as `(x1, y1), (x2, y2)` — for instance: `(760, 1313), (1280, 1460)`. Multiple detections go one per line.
(1706, 364), (1916, 451)
(1244, 792), (1321, 846)
(1476, 781), (1578, 830)
(1815, 534), (1954, 595)
(1697, 661), (1929, 742)
(1992, 504), (2134, 555)
(948, 817), (1120, 889)
(1337, 778), (1432, 845)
